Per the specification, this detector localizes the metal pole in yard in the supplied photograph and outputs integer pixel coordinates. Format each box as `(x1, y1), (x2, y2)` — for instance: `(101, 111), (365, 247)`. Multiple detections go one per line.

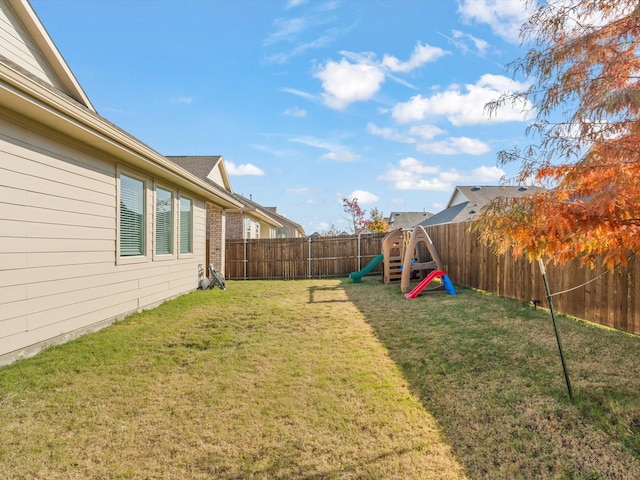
(538, 258), (574, 402)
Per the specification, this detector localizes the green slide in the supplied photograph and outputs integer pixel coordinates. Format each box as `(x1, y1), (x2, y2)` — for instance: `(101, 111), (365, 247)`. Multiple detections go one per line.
(348, 254), (384, 283)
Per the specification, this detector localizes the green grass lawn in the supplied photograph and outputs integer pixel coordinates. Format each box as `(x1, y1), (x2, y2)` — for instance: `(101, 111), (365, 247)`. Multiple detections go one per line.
(0, 279), (639, 479)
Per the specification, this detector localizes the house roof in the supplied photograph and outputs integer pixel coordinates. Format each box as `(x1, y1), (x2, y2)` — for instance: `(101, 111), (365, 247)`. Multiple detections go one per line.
(164, 158), (304, 233)
(230, 194), (284, 228)
(0, 1), (243, 210)
(264, 207), (305, 235)
(387, 211), (433, 230)
(165, 155), (234, 193)
(166, 156), (222, 184)
(420, 185), (544, 227)
(418, 202), (469, 227)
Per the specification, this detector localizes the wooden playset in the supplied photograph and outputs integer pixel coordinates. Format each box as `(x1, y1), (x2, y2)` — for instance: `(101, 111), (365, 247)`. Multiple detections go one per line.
(350, 226), (453, 297)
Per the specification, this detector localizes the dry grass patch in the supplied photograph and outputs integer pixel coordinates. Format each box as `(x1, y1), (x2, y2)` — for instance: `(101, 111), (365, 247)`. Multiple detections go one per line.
(344, 278), (640, 479)
(0, 280), (466, 479)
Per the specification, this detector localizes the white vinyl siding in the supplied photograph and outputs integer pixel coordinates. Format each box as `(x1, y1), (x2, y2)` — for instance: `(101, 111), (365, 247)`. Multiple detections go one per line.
(0, 2), (64, 90)
(155, 186), (173, 256)
(119, 173), (145, 257)
(0, 114), (207, 366)
(179, 196), (193, 255)
(206, 165), (223, 187)
(244, 217), (260, 239)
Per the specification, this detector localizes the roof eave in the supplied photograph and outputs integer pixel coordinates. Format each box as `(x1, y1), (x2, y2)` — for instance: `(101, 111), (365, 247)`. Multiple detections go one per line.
(0, 63), (243, 209)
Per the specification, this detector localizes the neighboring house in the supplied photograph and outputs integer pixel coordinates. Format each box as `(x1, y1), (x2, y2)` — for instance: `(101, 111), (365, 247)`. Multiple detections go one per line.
(165, 155), (241, 270)
(0, 0), (242, 365)
(264, 207), (305, 238)
(387, 211), (433, 230)
(166, 157), (305, 240)
(227, 193), (306, 240)
(419, 185), (543, 227)
(225, 193), (284, 240)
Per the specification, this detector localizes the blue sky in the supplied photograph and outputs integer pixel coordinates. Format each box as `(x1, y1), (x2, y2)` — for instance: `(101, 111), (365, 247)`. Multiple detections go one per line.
(32, 0), (536, 234)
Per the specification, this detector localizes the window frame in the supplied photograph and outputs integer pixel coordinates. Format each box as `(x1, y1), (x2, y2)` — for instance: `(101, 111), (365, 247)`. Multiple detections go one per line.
(116, 168), (150, 265)
(178, 193), (194, 257)
(153, 183), (177, 260)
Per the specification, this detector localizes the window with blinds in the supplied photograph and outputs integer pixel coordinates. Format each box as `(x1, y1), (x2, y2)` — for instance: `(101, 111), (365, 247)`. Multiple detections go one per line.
(119, 173), (145, 257)
(179, 196), (193, 254)
(155, 187), (173, 255)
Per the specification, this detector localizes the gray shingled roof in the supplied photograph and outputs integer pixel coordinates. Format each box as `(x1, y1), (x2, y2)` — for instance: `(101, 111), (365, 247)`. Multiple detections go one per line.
(166, 156), (222, 182)
(387, 211), (433, 230)
(419, 185), (544, 227)
(419, 203), (469, 227)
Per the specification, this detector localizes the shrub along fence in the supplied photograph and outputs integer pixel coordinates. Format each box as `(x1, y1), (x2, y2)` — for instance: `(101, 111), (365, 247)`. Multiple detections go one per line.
(225, 224), (639, 334)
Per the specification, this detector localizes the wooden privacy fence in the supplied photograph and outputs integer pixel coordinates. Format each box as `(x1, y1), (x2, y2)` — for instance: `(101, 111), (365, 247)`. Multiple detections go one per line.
(225, 225), (639, 334)
(225, 234), (386, 280)
(425, 223), (639, 335)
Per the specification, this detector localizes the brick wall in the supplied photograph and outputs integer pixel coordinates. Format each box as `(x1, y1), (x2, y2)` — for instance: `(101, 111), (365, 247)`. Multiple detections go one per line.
(207, 203), (226, 274)
(226, 211), (244, 239)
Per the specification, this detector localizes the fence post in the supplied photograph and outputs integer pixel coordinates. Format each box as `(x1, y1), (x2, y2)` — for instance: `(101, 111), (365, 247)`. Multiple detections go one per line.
(308, 236), (312, 279)
(243, 237), (247, 280)
(357, 234), (361, 272)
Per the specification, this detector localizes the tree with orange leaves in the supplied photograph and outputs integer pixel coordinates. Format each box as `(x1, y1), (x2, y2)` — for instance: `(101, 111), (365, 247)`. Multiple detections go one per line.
(364, 207), (391, 234)
(478, 0), (640, 268)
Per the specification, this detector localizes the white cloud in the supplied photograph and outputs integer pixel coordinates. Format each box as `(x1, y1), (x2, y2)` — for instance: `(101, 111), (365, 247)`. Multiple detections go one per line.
(283, 107), (307, 117)
(291, 135), (360, 162)
(286, 0), (307, 9)
(381, 42), (448, 72)
(378, 156), (505, 191)
(367, 122), (415, 143)
(281, 87), (317, 101)
(408, 124), (445, 140)
(398, 157), (440, 175)
(392, 74), (533, 125)
(315, 42), (449, 110)
(457, 0), (535, 43)
(417, 136), (491, 155)
(263, 3), (346, 64)
(451, 29), (490, 56)
(263, 17), (306, 46)
(472, 165), (506, 182)
(348, 190), (379, 204)
(226, 161), (265, 176)
(267, 26), (347, 64)
(367, 122), (446, 146)
(321, 150), (360, 162)
(367, 120), (489, 156)
(315, 58), (385, 110)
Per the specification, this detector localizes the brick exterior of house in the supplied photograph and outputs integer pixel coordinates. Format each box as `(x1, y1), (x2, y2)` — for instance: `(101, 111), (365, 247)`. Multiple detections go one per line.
(207, 203), (226, 274)
(225, 211), (245, 240)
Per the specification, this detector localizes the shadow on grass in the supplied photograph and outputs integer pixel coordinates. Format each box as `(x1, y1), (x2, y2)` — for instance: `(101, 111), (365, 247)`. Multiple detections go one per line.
(341, 278), (640, 480)
(307, 284), (350, 304)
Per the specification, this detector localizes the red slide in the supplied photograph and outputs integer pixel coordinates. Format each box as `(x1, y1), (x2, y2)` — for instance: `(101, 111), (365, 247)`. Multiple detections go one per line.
(404, 270), (446, 299)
